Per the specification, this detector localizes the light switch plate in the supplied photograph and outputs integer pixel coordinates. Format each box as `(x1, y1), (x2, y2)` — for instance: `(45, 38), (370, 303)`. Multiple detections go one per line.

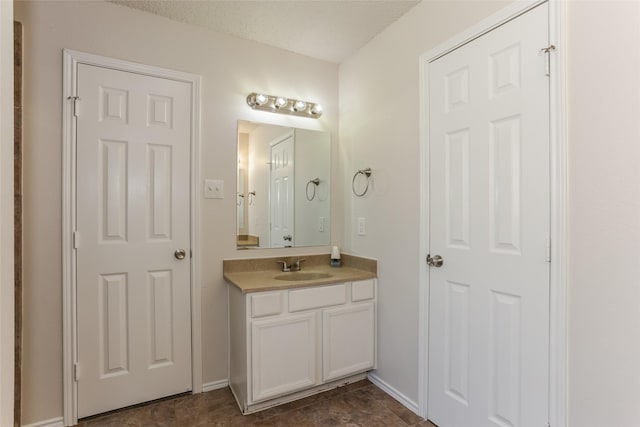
(204, 179), (224, 199)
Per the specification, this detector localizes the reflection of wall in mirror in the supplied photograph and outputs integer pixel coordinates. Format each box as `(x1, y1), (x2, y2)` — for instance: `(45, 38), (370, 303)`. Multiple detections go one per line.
(294, 128), (330, 247)
(237, 133), (249, 234)
(236, 168), (245, 233)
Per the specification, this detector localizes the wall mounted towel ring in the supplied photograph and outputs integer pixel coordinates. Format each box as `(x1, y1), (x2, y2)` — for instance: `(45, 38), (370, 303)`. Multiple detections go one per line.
(236, 192), (244, 206)
(306, 178), (320, 201)
(352, 168), (372, 197)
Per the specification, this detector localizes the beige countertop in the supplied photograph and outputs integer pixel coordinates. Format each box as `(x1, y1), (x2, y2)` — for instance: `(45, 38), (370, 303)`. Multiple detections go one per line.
(223, 254), (377, 293)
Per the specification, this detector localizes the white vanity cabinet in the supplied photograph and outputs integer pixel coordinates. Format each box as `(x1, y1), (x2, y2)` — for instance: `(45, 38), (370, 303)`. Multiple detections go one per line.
(229, 279), (377, 414)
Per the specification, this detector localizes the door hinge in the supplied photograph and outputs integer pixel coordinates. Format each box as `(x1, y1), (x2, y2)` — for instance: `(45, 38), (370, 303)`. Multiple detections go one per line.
(73, 231), (80, 249)
(68, 96), (80, 117)
(540, 45), (556, 77)
(74, 363), (79, 382)
(545, 238), (552, 262)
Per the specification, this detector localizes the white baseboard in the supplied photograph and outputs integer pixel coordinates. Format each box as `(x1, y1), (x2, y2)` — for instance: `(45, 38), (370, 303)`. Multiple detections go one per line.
(367, 372), (420, 416)
(202, 378), (229, 393)
(22, 417), (64, 427)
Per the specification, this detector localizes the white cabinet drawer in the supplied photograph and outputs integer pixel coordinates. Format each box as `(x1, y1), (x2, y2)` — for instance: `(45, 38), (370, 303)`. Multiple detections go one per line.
(351, 279), (375, 302)
(289, 284), (346, 312)
(251, 292), (283, 318)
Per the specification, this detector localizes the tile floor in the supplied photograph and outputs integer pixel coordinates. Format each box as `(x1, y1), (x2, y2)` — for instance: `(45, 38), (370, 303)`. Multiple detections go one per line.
(76, 380), (438, 426)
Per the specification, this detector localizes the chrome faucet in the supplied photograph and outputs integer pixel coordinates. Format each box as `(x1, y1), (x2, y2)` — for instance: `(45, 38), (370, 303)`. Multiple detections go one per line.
(292, 259), (306, 271)
(275, 260), (291, 272)
(276, 259), (306, 272)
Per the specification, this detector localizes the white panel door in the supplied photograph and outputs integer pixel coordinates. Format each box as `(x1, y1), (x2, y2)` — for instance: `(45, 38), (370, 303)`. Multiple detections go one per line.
(76, 63), (192, 418)
(428, 4), (550, 427)
(270, 136), (294, 247)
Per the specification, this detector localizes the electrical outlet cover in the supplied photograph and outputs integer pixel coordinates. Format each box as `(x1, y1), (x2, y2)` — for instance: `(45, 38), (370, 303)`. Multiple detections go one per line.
(357, 217), (366, 236)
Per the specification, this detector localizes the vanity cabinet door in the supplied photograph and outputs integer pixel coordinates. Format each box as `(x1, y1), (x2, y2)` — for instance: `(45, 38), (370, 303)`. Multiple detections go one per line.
(322, 302), (375, 382)
(251, 312), (319, 403)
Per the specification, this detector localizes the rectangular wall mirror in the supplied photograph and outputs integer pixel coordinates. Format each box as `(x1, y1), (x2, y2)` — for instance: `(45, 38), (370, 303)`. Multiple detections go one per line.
(237, 120), (331, 249)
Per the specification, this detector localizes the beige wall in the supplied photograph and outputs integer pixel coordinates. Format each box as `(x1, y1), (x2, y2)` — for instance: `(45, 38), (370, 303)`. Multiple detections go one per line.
(566, 1), (640, 426)
(338, 0), (510, 405)
(15, 1), (339, 423)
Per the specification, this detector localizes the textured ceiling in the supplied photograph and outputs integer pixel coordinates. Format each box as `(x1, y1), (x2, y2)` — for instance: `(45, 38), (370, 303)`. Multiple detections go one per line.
(108, 0), (421, 63)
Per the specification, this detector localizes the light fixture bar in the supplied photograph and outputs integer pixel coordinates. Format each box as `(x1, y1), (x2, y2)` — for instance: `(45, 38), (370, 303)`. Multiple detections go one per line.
(246, 92), (323, 119)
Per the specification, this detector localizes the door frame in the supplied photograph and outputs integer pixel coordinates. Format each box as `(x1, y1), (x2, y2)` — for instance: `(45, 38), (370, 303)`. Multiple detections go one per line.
(417, 1), (567, 425)
(62, 49), (202, 426)
(0, 2), (15, 426)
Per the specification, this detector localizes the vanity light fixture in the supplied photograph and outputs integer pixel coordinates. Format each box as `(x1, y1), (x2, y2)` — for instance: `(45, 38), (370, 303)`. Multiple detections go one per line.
(246, 92), (323, 119)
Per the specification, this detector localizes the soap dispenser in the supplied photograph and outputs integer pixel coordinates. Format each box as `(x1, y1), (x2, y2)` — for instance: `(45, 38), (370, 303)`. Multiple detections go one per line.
(330, 246), (341, 267)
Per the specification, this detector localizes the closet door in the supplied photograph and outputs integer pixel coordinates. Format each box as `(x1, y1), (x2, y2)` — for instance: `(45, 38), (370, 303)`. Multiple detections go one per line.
(428, 4), (550, 426)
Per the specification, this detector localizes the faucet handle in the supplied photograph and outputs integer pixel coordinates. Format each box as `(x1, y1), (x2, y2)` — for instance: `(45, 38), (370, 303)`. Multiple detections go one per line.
(293, 259), (306, 270)
(275, 260), (290, 272)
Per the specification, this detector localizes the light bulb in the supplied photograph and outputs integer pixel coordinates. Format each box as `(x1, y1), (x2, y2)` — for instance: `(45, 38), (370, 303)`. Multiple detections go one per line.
(275, 97), (288, 108)
(311, 104), (323, 115)
(293, 100), (307, 112)
(255, 93), (268, 106)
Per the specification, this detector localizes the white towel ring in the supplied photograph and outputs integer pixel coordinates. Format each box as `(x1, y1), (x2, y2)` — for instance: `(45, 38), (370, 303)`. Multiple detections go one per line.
(352, 168), (372, 197)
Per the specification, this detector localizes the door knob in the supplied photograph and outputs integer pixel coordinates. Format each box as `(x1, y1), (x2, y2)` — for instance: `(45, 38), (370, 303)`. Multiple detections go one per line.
(174, 249), (187, 260)
(426, 254), (444, 267)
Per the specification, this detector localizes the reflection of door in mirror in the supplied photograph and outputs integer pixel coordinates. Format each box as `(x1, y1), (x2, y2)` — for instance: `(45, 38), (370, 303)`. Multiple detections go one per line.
(270, 134), (295, 247)
(237, 120), (330, 249)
